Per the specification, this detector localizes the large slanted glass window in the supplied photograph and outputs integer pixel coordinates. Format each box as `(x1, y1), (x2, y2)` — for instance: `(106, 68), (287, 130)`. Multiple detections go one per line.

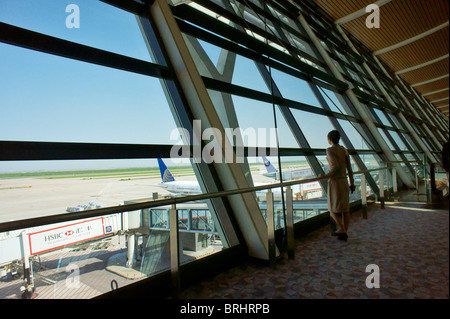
(0, 1), (238, 300)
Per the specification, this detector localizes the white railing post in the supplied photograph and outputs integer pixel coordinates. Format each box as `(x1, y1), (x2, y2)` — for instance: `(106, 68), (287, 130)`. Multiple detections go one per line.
(266, 189), (276, 267)
(169, 204), (180, 296)
(379, 170), (385, 209)
(361, 173), (368, 218)
(392, 168), (398, 201)
(285, 186), (295, 260)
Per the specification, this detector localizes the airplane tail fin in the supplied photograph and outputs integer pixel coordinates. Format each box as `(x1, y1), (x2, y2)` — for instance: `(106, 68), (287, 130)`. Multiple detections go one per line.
(157, 158), (175, 183)
(262, 156), (278, 174)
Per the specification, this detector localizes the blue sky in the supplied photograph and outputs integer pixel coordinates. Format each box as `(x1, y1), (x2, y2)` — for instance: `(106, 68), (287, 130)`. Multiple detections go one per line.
(0, 0), (365, 173)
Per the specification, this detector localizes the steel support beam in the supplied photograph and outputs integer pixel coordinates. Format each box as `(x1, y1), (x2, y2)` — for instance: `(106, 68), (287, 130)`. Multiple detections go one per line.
(335, 24), (438, 166)
(182, 33), (256, 186)
(136, 14), (242, 250)
(393, 84), (440, 161)
(254, 62), (328, 192)
(147, 0), (275, 260)
(411, 99), (444, 149)
(308, 82), (380, 193)
(297, 13), (414, 188)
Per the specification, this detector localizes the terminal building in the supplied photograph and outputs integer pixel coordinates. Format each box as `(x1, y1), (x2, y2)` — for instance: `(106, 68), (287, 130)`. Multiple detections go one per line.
(0, 0), (448, 300)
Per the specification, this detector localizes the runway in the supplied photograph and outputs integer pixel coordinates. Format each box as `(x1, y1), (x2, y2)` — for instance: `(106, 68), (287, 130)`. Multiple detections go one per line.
(0, 165), (275, 224)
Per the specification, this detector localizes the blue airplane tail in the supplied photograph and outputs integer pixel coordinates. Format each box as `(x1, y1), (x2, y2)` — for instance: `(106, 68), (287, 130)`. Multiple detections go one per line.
(157, 158), (175, 183)
(262, 156), (278, 174)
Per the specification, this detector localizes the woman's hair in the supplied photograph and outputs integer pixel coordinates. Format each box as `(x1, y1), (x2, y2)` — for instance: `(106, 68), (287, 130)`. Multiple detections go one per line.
(327, 130), (340, 144)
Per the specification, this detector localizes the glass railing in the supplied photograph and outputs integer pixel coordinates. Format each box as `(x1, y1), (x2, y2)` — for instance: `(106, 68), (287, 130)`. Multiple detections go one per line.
(0, 198), (224, 299)
(0, 163), (415, 299)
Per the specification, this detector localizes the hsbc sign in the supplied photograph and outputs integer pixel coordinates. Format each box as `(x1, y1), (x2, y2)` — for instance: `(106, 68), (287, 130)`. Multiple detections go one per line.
(28, 218), (105, 255)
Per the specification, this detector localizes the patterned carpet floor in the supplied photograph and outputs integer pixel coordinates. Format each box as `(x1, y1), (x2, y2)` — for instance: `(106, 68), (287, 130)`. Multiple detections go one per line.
(179, 192), (449, 299)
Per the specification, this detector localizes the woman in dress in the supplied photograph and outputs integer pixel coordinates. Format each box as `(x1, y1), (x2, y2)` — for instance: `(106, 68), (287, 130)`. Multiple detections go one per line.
(319, 130), (355, 241)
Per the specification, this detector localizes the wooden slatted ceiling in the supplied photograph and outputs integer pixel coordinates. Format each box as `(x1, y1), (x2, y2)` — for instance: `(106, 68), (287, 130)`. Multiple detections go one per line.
(434, 100), (449, 107)
(311, 0), (449, 116)
(427, 90), (450, 102)
(311, 0), (375, 21)
(342, 0), (449, 52)
(414, 78), (449, 95)
(376, 27), (449, 71)
(399, 57), (449, 85)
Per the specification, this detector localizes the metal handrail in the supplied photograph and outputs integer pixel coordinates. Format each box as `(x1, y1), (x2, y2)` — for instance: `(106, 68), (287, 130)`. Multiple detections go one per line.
(0, 166), (387, 233)
(383, 160), (422, 164)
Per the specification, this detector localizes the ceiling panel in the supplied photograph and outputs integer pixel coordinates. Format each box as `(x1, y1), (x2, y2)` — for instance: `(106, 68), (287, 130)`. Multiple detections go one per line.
(312, 0), (449, 116)
(376, 27), (449, 71)
(399, 58), (449, 85)
(426, 90), (450, 102)
(414, 78), (449, 94)
(311, 0), (375, 21)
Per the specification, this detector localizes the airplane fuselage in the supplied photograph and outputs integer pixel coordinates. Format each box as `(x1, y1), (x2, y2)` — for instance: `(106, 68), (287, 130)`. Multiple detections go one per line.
(158, 181), (202, 194)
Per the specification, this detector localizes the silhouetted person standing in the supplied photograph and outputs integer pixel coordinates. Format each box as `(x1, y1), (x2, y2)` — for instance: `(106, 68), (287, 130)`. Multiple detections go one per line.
(319, 130), (355, 241)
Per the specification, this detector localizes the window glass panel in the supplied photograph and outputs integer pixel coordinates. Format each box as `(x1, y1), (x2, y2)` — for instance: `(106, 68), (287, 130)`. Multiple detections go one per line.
(377, 129), (396, 150)
(403, 133), (420, 151)
(290, 110), (335, 148)
(274, 108), (301, 148)
(0, 199), (226, 299)
(282, 155), (326, 225)
(336, 119), (371, 150)
(373, 109), (393, 127)
(319, 89), (349, 114)
(421, 138), (433, 151)
(365, 104), (381, 124)
(204, 92), (298, 149)
(389, 131), (408, 150)
(0, 44), (176, 144)
(0, 156), (230, 299)
(231, 94), (297, 148)
(360, 153), (384, 196)
(0, 0), (153, 62)
(0, 158), (203, 223)
(232, 55), (270, 94)
(360, 153), (383, 169)
(270, 69), (322, 109)
(197, 39), (222, 66)
(249, 155), (327, 228)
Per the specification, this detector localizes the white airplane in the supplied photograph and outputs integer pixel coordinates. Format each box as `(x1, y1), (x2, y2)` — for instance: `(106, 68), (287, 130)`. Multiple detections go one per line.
(156, 158), (322, 200)
(261, 156), (327, 181)
(157, 158), (202, 195)
(259, 157), (325, 200)
(157, 158), (280, 198)
(157, 158), (276, 197)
